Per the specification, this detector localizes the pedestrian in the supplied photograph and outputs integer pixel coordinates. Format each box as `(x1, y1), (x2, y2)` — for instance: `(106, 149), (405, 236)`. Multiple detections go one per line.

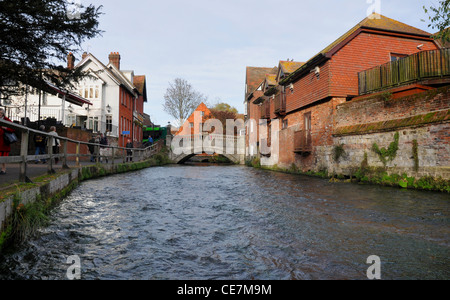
(99, 133), (108, 163)
(126, 139), (133, 162)
(88, 135), (97, 162)
(0, 108), (15, 175)
(34, 125), (47, 164)
(148, 136), (153, 146)
(47, 126), (60, 164)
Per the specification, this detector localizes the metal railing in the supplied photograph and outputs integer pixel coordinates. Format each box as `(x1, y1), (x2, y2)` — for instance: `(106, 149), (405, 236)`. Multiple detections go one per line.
(358, 48), (450, 95)
(0, 119), (161, 183)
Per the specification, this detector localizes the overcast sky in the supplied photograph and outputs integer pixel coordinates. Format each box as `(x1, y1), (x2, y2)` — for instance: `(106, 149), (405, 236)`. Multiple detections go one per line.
(78, 0), (439, 126)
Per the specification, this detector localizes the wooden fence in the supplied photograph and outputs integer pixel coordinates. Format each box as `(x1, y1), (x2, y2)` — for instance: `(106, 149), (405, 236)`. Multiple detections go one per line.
(358, 48), (450, 95)
(0, 119), (160, 183)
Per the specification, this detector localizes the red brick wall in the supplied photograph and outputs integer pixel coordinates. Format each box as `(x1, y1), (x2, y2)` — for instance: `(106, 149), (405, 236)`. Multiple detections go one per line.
(119, 86), (134, 147)
(285, 32), (438, 113)
(330, 32), (438, 97)
(245, 92), (263, 151)
(278, 97), (346, 170)
(286, 61), (331, 113)
(335, 86), (450, 129)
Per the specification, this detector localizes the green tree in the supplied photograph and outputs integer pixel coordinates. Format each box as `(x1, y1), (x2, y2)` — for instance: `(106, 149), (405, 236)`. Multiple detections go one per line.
(423, 0), (450, 43)
(0, 0), (103, 97)
(213, 102), (238, 114)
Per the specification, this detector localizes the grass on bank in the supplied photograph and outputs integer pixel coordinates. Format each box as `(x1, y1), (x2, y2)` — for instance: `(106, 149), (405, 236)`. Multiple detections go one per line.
(245, 156), (450, 193)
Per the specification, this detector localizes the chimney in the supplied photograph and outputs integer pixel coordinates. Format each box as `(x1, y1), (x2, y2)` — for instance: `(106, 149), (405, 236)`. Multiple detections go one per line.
(109, 52), (121, 70)
(82, 52), (88, 60)
(67, 52), (75, 70)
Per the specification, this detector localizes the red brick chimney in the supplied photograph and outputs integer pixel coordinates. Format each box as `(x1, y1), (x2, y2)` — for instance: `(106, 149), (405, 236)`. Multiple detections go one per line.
(109, 52), (121, 70)
(67, 52), (75, 70)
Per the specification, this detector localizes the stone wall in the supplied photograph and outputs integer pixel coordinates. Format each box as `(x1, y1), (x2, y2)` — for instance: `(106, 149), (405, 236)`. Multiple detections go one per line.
(331, 86), (450, 180)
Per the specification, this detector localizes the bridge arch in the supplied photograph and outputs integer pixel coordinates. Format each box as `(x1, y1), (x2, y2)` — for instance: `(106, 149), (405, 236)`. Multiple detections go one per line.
(174, 153), (240, 164)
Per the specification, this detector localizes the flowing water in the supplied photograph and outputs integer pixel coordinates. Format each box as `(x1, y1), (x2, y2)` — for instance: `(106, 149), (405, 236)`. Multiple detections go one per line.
(0, 165), (448, 280)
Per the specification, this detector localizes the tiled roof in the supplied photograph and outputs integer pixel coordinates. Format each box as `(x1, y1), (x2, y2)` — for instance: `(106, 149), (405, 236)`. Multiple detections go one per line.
(133, 75), (146, 94)
(281, 13), (434, 85)
(279, 61), (305, 74)
(133, 75), (147, 102)
(246, 66), (277, 98)
(320, 13), (431, 55)
(434, 27), (450, 48)
(265, 74), (277, 87)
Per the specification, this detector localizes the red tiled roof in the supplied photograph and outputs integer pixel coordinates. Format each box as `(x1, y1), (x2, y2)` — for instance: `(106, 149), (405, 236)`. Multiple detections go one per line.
(246, 66), (277, 98)
(281, 13), (434, 85)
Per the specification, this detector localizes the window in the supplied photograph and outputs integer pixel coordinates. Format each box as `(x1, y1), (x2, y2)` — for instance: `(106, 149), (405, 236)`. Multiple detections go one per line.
(304, 112), (312, 146)
(304, 112), (311, 133)
(88, 117), (99, 132)
(190, 122), (194, 128)
(390, 53), (407, 62)
(282, 119), (288, 130)
(66, 115), (76, 127)
(106, 115), (112, 132)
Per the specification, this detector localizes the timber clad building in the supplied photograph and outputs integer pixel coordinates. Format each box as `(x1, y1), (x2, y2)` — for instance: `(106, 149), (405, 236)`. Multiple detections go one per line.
(245, 13), (450, 180)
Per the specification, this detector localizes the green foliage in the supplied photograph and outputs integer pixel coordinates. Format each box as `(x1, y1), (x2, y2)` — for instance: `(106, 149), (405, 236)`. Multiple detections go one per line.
(212, 102), (238, 114)
(412, 140), (419, 172)
(372, 132), (400, 166)
(246, 157), (261, 168)
(381, 92), (393, 103)
(423, 0), (450, 43)
(332, 144), (346, 162)
(0, 0), (103, 97)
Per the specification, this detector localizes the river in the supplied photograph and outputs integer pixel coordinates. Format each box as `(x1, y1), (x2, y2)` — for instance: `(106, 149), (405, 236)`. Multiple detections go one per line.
(0, 165), (448, 280)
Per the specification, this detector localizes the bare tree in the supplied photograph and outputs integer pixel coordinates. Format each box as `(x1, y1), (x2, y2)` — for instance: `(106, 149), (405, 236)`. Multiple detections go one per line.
(163, 78), (206, 126)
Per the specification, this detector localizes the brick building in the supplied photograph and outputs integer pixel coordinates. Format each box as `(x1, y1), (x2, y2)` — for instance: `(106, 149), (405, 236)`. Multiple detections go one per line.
(245, 13), (445, 173)
(176, 102), (213, 136)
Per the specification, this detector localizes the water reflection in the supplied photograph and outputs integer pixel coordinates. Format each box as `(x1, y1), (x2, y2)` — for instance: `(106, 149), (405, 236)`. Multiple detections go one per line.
(0, 165), (448, 280)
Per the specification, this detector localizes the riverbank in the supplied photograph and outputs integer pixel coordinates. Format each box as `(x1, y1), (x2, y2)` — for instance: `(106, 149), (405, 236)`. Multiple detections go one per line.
(246, 157), (450, 193)
(0, 151), (172, 252)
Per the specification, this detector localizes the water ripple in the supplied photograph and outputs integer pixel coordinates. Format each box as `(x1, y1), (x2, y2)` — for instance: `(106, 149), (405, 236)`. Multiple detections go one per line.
(0, 165), (449, 280)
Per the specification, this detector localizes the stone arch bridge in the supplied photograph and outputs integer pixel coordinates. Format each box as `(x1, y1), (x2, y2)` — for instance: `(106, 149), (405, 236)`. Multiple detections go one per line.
(167, 134), (245, 164)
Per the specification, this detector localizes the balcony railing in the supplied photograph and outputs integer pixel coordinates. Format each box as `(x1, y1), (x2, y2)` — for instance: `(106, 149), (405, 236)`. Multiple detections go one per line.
(274, 92), (286, 115)
(294, 130), (312, 153)
(260, 101), (270, 119)
(358, 48), (450, 95)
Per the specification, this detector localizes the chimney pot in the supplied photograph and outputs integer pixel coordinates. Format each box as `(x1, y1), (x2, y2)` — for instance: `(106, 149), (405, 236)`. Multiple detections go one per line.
(67, 52), (75, 70)
(109, 52), (121, 70)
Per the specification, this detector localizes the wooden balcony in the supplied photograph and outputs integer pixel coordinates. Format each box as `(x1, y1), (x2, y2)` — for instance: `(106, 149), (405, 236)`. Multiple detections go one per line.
(274, 92), (286, 115)
(294, 130), (312, 153)
(260, 101), (270, 119)
(358, 48), (450, 95)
